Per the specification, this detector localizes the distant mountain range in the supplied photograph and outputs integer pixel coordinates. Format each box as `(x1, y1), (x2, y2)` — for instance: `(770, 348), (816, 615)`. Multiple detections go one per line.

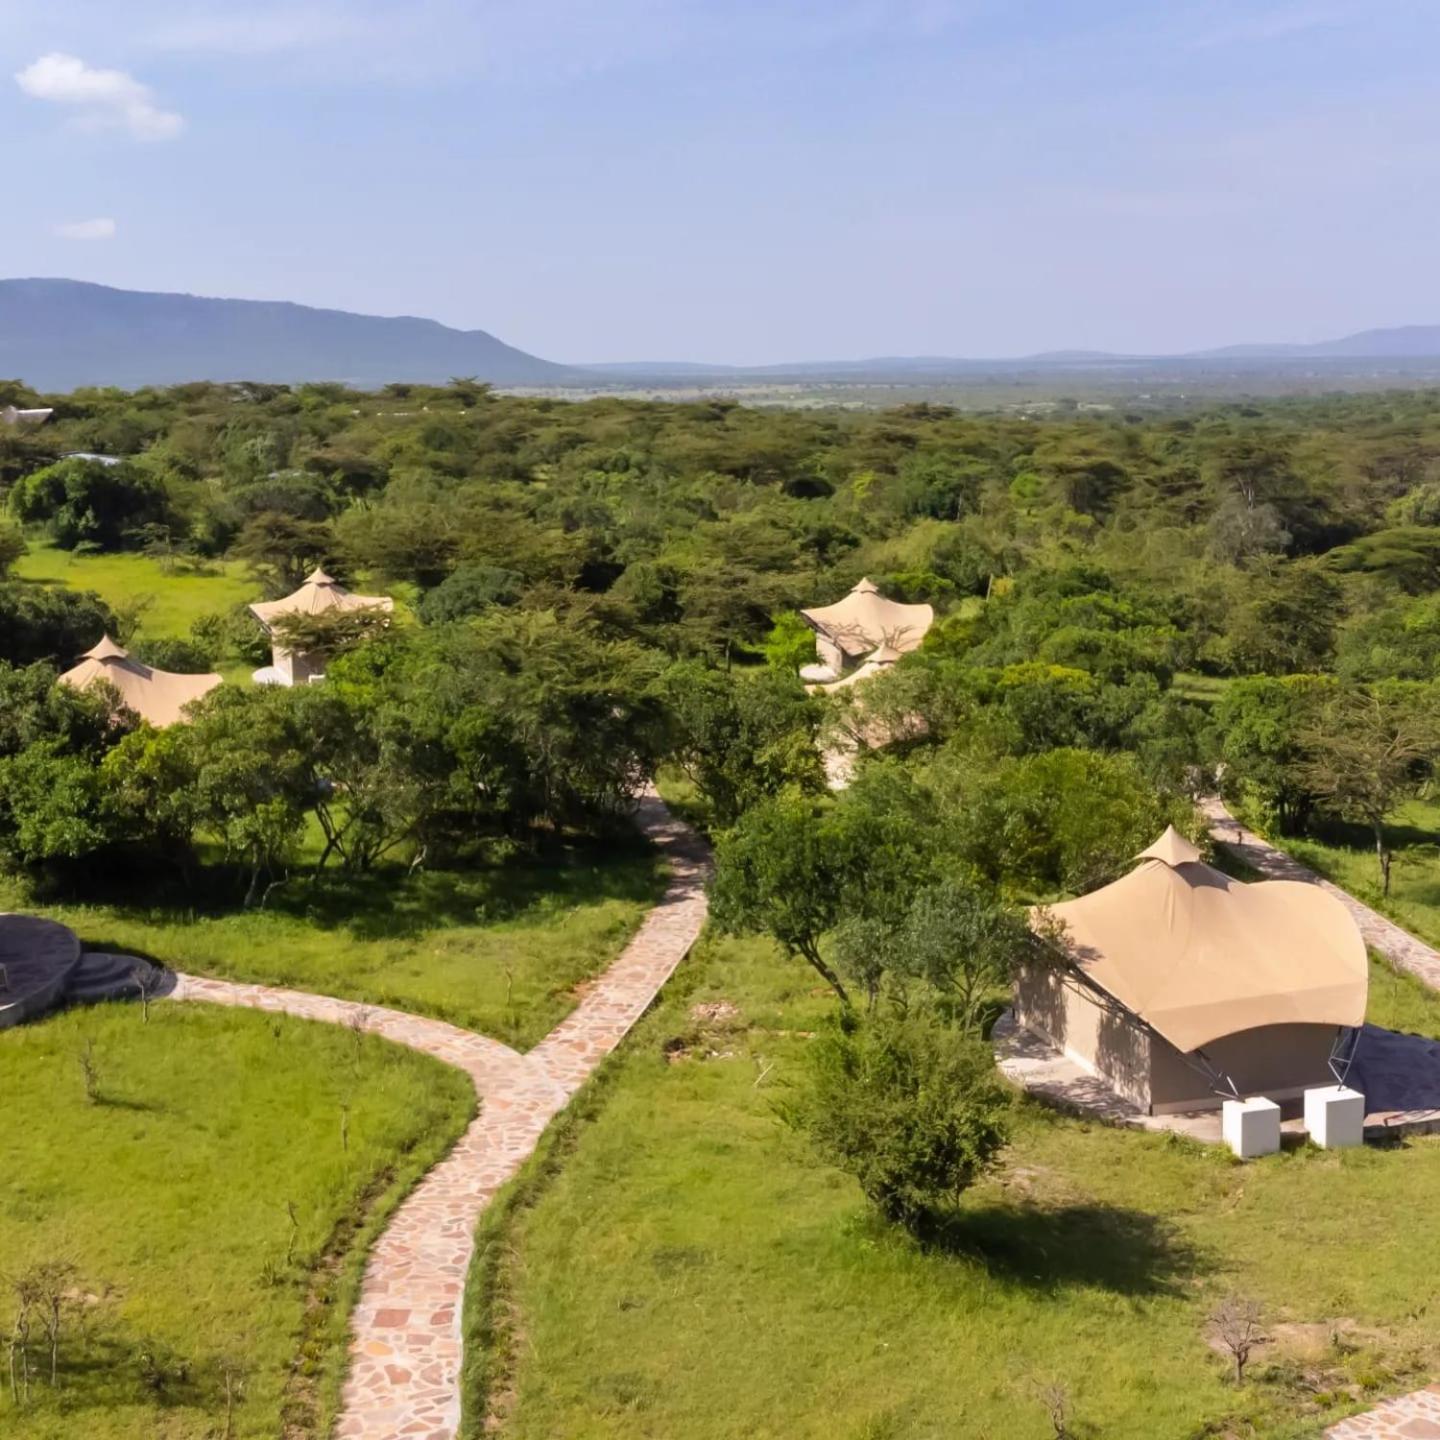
(0, 279), (581, 391)
(8, 278), (1440, 392)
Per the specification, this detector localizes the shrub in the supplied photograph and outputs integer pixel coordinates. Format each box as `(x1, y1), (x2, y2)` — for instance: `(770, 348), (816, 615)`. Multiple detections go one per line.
(131, 637), (216, 674)
(784, 1010), (1009, 1233)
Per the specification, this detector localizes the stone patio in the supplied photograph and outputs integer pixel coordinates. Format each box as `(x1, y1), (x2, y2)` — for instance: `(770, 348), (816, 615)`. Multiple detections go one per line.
(169, 790), (710, 1440)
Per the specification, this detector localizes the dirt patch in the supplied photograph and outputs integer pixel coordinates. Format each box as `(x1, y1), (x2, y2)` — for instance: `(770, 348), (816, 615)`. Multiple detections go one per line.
(689, 1000), (740, 1027)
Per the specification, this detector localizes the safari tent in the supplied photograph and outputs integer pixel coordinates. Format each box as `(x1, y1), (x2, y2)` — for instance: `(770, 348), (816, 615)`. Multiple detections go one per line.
(799, 579), (933, 686)
(1, 405), (53, 427)
(1016, 827), (1369, 1114)
(249, 567), (393, 686)
(59, 636), (222, 728)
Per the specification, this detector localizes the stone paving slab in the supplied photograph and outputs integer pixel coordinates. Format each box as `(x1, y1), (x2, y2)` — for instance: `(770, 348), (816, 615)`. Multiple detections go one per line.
(169, 790), (710, 1440)
(1326, 1384), (1440, 1437)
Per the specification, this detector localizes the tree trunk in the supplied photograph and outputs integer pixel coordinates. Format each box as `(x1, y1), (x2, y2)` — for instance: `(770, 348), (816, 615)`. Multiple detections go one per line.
(243, 858), (263, 909)
(798, 943), (850, 1006)
(1374, 821), (1392, 898)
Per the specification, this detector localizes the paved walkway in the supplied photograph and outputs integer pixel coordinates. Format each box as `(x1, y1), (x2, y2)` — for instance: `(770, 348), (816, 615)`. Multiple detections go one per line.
(1325, 1386), (1440, 1438)
(1201, 796), (1440, 991)
(169, 792), (710, 1440)
(1201, 799), (1440, 1439)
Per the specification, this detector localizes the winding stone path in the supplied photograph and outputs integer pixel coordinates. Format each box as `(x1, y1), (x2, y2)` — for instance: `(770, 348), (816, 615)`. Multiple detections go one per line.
(1203, 799), (1440, 1438)
(169, 792), (710, 1440)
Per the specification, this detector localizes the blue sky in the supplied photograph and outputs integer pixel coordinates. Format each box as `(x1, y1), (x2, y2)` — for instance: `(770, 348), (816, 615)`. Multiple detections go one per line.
(3, 0), (1438, 364)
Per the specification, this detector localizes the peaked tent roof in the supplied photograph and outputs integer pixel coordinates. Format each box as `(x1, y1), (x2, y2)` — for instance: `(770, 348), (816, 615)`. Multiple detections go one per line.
(1, 406), (53, 427)
(1036, 832), (1367, 1054)
(800, 578), (934, 659)
(59, 637), (222, 728)
(249, 567), (395, 628)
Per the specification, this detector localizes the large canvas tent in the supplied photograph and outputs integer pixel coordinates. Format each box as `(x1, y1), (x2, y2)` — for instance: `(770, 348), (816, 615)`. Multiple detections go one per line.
(0, 405), (53, 427)
(1016, 827), (1368, 1114)
(59, 636), (221, 728)
(799, 579), (933, 686)
(249, 567), (393, 686)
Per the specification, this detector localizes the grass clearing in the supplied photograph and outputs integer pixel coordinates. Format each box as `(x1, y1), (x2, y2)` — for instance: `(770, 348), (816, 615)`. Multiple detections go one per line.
(2, 840), (665, 1050)
(462, 931), (1440, 1439)
(0, 1000), (472, 1439)
(13, 542), (255, 641)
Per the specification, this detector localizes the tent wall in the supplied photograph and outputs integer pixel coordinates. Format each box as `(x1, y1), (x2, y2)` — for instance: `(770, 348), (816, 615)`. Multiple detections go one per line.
(1015, 965), (1342, 1116)
(814, 634), (846, 675)
(1149, 1023), (1339, 1114)
(1014, 963), (1153, 1110)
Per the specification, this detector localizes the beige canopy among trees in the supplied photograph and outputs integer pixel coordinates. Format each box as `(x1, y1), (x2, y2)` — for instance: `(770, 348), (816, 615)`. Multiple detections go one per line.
(1017, 826), (1369, 1113)
(59, 636), (221, 728)
(799, 579), (933, 685)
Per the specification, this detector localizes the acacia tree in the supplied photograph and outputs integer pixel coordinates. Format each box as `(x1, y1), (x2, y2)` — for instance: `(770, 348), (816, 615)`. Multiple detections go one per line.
(709, 795), (853, 1003)
(1300, 685), (1438, 895)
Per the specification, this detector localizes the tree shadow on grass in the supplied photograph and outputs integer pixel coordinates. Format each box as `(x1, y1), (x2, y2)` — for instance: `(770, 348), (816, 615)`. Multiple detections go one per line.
(919, 1201), (1208, 1297)
(39, 831), (664, 946)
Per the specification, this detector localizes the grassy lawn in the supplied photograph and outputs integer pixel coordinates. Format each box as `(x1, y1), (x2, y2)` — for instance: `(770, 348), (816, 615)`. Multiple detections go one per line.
(0, 1000), (471, 1439)
(462, 933), (1440, 1440)
(2, 841), (665, 1051)
(13, 543), (256, 641)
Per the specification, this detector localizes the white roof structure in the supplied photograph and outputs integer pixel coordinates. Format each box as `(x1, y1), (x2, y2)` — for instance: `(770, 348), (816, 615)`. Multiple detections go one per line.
(249, 568), (394, 629)
(59, 637), (222, 728)
(1038, 826), (1368, 1054)
(1, 406), (53, 427)
(800, 579), (934, 660)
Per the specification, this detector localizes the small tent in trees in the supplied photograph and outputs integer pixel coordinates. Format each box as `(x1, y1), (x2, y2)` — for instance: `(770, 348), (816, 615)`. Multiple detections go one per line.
(249, 567), (393, 686)
(0, 405), (53, 427)
(59, 635), (221, 727)
(799, 579), (932, 688)
(1017, 827), (1368, 1113)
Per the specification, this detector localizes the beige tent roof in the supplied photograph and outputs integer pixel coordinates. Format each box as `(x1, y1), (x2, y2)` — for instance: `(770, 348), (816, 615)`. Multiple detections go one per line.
(249, 567), (395, 629)
(800, 579), (934, 659)
(59, 637), (222, 728)
(1, 406), (53, 427)
(1037, 826), (1367, 1054)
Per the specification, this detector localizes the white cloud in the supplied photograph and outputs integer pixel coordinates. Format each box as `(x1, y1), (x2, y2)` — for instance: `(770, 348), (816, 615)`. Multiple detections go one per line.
(54, 217), (117, 241)
(15, 53), (184, 140)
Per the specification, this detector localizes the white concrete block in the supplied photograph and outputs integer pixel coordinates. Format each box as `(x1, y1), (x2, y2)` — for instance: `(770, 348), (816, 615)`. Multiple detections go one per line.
(1222, 1097), (1281, 1159)
(1303, 1085), (1365, 1149)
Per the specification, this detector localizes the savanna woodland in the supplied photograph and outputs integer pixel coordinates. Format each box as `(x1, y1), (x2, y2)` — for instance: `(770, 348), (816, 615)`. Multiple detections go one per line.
(6, 374), (1440, 1438)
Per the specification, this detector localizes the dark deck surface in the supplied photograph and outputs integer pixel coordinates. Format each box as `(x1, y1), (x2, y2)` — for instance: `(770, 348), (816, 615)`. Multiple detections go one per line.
(0, 914), (82, 1024)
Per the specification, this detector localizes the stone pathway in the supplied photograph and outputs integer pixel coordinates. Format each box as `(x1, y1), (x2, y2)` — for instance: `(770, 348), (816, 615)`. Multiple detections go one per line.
(1201, 800), (1440, 1439)
(1201, 796), (1440, 991)
(169, 792), (710, 1440)
(1326, 1386), (1440, 1438)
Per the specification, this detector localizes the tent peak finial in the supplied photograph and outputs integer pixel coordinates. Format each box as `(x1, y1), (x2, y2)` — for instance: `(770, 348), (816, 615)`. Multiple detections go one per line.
(81, 634), (129, 662)
(1135, 825), (1203, 869)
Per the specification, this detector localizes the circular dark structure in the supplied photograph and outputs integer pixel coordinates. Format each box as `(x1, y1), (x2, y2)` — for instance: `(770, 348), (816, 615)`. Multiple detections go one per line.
(0, 915), (82, 1029)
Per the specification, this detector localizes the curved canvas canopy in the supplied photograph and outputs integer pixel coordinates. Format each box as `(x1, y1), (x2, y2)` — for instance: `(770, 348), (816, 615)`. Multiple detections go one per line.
(800, 579), (933, 659)
(249, 567), (394, 629)
(1039, 828), (1368, 1054)
(59, 637), (222, 728)
(1, 406), (53, 427)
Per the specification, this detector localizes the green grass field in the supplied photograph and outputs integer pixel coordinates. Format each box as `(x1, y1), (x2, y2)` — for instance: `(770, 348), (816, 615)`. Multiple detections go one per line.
(461, 934), (1440, 1440)
(13, 543), (256, 641)
(2, 841), (665, 1051)
(0, 1000), (471, 1439)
